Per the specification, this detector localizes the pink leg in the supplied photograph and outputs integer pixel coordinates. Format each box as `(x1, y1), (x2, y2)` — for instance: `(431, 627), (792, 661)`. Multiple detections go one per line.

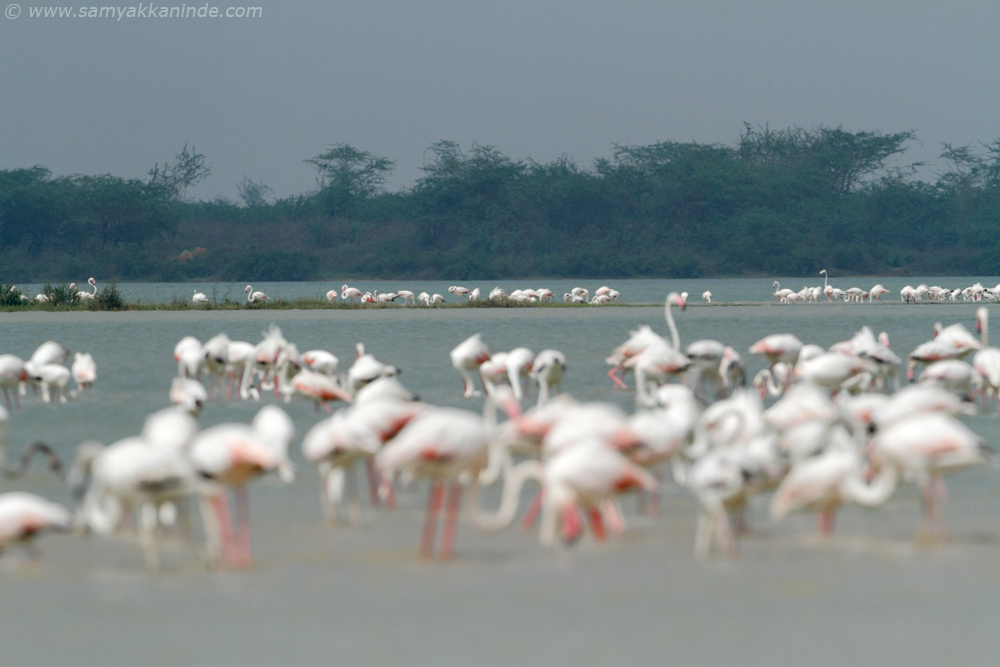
(817, 508), (835, 536)
(420, 482), (443, 557)
(211, 493), (236, 566)
(562, 506), (583, 545)
(521, 489), (544, 530)
(602, 498), (625, 534)
(608, 367), (629, 390)
(439, 484), (463, 560)
(587, 508), (606, 542)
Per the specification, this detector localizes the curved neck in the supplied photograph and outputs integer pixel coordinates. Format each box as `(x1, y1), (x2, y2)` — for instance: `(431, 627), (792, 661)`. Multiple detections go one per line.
(665, 300), (680, 350)
(842, 462), (898, 507)
(246, 286), (253, 303)
(467, 459), (545, 531)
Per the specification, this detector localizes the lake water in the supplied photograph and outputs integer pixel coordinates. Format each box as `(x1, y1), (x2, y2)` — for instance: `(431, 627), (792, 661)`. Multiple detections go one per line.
(3, 280), (1000, 665)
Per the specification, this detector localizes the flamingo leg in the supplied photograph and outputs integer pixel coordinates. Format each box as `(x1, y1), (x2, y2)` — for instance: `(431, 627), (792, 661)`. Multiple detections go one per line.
(365, 458), (381, 507)
(439, 483), (463, 560)
(210, 492), (237, 566)
(608, 366), (629, 390)
(817, 508), (835, 536)
(233, 484), (252, 567)
(562, 506), (583, 545)
(379, 472), (397, 509)
(587, 507), (606, 542)
(602, 498), (625, 534)
(420, 482), (443, 557)
(521, 488), (544, 530)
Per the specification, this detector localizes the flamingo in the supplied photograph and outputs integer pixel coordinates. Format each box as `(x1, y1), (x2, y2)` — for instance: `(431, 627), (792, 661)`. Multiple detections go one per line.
(749, 333), (803, 371)
(0, 355), (28, 410)
(869, 413), (990, 538)
(347, 343), (400, 395)
(430, 293), (445, 305)
(450, 334), (491, 398)
(374, 406), (492, 558)
(71, 352), (97, 391)
(192, 289), (209, 304)
(72, 277), (97, 301)
(301, 349), (339, 375)
(302, 397), (425, 523)
(31, 364), (72, 403)
(396, 290), (415, 305)
(504, 347), (535, 400)
(169, 377), (208, 415)
(417, 292), (431, 306)
(0, 492), (71, 561)
(448, 285), (471, 298)
(244, 285), (268, 304)
(770, 426), (899, 535)
(538, 438), (658, 546)
(188, 421), (285, 567)
(702, 291), (712, 303)
(973, 307), (1000, 409)
(72, 438), (214, 569)
(291, 368), (353, 413)
(869, 284), (889, 303)
(325, 289), (338, 303)
(341, 284), (363, 303)
(530, 350), (566, 406)
(374, 290), (400, 304)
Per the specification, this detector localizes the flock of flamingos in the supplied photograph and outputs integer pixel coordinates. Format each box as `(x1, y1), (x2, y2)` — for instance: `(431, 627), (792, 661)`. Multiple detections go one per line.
(212, 283), (627, 306)
(2, 275), (1000, 570)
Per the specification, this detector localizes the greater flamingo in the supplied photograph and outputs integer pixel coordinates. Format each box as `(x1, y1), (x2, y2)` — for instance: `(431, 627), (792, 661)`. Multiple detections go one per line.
(192, 289), (209, 304)
(450, 334), (491, 398)
(0, 492), (71, 561)
(244, 285), (268, 304)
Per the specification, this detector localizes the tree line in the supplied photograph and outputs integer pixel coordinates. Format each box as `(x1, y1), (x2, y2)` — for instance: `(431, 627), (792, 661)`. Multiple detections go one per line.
(3, 126), (1000, 283)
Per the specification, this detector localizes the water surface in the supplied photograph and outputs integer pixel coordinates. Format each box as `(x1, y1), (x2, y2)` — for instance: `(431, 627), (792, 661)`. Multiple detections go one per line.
(2, 291), (1000, 665)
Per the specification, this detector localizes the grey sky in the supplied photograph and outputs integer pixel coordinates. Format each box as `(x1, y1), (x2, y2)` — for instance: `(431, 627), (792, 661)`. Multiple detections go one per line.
(3, 1), (999, 201)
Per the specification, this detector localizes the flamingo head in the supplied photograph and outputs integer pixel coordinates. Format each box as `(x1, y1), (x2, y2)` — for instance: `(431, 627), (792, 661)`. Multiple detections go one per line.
(668, 293), (686, 311)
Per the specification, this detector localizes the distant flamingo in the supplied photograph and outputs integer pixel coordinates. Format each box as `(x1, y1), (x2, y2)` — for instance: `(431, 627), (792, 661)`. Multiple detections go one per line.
(341, 284), (363, 303)
(72, 277), (97, 301)
(325, 289), (338, 303)
(244, 285), (268, 304)
(192, 289), (209, 304)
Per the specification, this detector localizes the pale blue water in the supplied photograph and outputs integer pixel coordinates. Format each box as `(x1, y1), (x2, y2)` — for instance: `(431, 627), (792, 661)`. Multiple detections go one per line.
(2, 281), (1000, 665)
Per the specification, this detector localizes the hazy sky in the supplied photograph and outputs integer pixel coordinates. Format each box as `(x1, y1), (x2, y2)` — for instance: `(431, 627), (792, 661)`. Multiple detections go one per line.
(3, 1), (1000, 201)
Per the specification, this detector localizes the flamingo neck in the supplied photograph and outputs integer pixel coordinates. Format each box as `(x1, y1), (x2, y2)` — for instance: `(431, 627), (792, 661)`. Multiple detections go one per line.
(467, 459), (545, 531)
(665, 301), (680, 350)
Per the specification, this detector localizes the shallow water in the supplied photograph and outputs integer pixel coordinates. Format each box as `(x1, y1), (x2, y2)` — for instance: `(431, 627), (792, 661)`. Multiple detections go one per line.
(3, 291), (1000, 665)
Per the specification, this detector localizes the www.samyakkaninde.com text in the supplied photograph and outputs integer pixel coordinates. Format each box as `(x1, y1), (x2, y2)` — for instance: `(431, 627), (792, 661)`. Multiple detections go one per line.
(15, 5), (262, 19)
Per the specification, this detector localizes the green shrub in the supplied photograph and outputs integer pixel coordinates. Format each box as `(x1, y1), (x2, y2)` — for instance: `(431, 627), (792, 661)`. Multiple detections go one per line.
(41, 282), (80, 305)
(90, 283), (125, 311)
